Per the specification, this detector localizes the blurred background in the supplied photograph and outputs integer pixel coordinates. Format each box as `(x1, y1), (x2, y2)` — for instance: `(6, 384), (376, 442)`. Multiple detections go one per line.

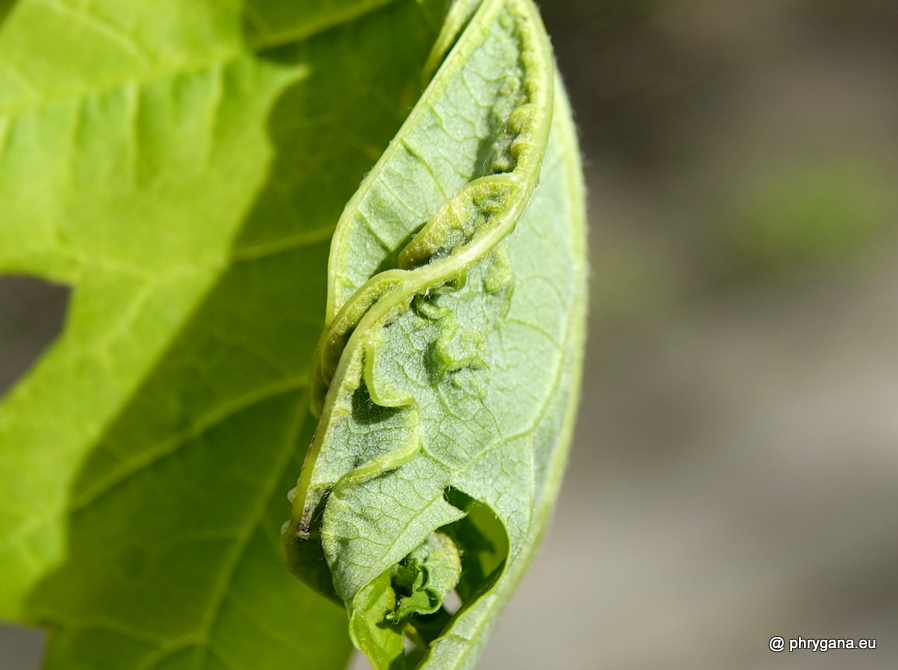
(3, 0), (897, 668)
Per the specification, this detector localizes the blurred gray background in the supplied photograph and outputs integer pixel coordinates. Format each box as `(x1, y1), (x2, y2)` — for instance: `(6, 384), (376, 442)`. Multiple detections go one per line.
(3, 0), (897, 668)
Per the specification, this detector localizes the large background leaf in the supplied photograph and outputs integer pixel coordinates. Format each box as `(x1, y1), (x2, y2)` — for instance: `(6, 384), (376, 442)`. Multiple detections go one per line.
(0, 0), (446, 667)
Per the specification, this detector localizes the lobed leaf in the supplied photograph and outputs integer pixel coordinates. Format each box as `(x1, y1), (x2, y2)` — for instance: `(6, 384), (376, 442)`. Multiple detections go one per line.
(0, 0), (448, 668)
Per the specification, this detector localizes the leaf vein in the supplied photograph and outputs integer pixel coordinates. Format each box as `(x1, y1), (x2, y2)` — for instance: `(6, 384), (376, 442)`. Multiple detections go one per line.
(71, 377), (307, 510)
(0, 0), (404, 118)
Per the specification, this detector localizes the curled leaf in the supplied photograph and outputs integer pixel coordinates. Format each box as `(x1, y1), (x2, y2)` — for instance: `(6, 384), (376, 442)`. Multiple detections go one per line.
(388, 531), (462, 622)
(283, 0), (587, 667)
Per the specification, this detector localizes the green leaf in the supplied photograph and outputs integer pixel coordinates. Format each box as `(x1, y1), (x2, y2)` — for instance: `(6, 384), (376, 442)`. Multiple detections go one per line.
(0, 0), (447, 668)
(283, 0), (588, 667)
(388, 531), (461, 621)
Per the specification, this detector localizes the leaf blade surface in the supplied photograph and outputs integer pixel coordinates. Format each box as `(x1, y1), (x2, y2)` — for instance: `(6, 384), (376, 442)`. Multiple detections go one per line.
(285, 0), (588, 667)
(0, 1), (447, 668)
